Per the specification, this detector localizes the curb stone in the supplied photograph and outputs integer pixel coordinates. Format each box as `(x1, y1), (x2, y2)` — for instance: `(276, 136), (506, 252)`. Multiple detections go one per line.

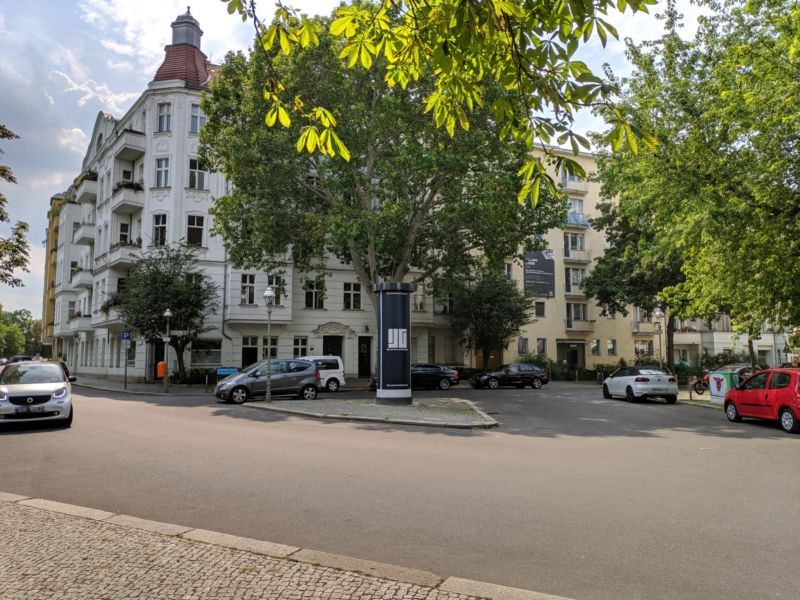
(679, 400), (723, 411)
(73, 382), (209, 397)
(1, 490), (576, 600)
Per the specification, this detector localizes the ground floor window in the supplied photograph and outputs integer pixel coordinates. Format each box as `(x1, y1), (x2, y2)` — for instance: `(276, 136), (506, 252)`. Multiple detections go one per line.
(607, 339), (617, 356)
(191, 339), (222, 364)
(536, 338), (547, 355)
(262, 336), (278, 359)
(590, 339), (600, 356)
(517, 337), (529, 355)
(293, 336), (308, 357)
(635, 340), (654, 357)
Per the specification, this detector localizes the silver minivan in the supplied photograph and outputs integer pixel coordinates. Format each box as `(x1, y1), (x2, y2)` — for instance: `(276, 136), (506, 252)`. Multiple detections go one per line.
(215, 358), (320, 404)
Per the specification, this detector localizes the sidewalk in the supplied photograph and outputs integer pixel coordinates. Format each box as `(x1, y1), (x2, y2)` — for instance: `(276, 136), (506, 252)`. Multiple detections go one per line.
(0, 491), (572, 600)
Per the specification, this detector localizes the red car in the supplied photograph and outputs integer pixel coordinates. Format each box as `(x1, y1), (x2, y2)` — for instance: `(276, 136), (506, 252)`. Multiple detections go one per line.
(724, 368), (800, 434)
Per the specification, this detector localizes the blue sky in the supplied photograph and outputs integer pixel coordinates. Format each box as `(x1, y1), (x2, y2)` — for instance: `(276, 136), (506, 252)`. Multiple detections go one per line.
(0, 0), (707, 316)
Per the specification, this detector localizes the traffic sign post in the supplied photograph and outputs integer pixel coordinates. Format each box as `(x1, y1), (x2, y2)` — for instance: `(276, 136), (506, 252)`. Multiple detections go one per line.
(122, 331), (132, 390)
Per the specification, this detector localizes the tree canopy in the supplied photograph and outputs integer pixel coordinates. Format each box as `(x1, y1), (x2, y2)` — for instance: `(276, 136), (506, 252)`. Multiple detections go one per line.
(201, 21), (567, 309)
(220, 0), (657, 200)
(449, 267), (533, 367)
(110, 244), (218, 379)
(0, 309), (42, 356)
(0, 124), (30, 288)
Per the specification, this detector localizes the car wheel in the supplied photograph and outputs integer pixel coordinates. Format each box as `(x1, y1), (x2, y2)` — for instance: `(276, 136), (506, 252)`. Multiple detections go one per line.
(602, 384), (612, 399)
(665, 395), (677, 404)
(230, 386), (249, 404)
(438, 378), (451, 391)
(58, 406), (73, 428)
(326, 379), (340, 393)
(300, 385), (318, 400)
(531, 378), (543, 389)
(779, 407), (799, 433)
(626, 386), (637, 402)
(725, 401), (742, 423)
(487, 377), (500, 390)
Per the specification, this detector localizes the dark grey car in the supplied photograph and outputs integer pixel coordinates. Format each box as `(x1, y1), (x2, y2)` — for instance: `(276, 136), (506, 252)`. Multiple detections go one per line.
(215, 359), (320, 404)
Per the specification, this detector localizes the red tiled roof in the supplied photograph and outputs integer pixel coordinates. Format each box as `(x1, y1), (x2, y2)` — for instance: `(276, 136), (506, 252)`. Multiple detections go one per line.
(153, 44), (210, 87)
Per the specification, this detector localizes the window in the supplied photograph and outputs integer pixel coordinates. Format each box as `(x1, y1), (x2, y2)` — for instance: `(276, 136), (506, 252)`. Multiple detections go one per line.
(267, 275), (285, 304)
(567, 302), (588, 321)
(188, 158), (207, 190)
(434, 294), (453, 315)
(607, 339), (617, 356)
(565, 268), (586, 293)
(240, 274), (255, 305)
(262, 336), (278, 359)
(155, 158), (170, 188)
(505, 263), (513, 280)
(517, 337), (529, 355)
(590, 339), (600, 356)
(157, 103), (171, 132)
(344, 282), (361, 310)
(152, 214), (167, 246)
(305, 280), (325, 309)
(293, 336), (308, 357)
(191, 339), (221, 364)
(564, 233), (586, 256)
(190, 104), (206, 134)
(127, 340), (136, 366)
(68, 301), (76, 318)
(635, 340), (654, 356)
(242, 336), (258, 348)
(742, 372), (769, 390)
(186, 214), (204, 246)
(568, 197), (584, 214)
(119, 223), (129, 244)
(121, 169), (132, 181)
(536, 338), (547, 355)
(534, 301), (545, 318)
(412, 284), (426, 311)
(769, 372), (791, 389)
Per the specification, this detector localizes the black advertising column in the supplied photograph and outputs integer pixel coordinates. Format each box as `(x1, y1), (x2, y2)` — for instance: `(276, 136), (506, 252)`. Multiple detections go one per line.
(374, 282), (412, 405)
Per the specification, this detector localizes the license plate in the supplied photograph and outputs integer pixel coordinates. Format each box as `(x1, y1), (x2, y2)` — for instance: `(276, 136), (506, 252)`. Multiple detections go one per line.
(15, 405), (45, 414)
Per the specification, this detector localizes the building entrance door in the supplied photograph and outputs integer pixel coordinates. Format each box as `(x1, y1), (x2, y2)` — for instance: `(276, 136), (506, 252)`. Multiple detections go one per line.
(557, 342), (585, 371)
(241, 346), (258, 368)
(323, 335), (343, 358)
(358, 336), (372, 377)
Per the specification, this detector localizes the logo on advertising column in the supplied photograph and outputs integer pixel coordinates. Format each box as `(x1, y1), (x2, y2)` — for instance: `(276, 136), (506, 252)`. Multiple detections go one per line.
(387, 328), (408, 350)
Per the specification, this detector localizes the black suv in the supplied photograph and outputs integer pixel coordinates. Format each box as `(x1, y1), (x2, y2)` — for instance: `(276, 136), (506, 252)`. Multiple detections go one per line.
(470, 363), (550, 390)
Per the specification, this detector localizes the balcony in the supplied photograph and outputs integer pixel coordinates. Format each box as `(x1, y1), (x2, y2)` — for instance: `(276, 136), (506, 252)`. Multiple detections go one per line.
(93, 252), (108, 272)
(564, 283), (585, 297)
(67, 314), (92, 332)
(92, 307), (124, 329)
(561, 177), (589, 195)
(72, 221), (95, 245)
(110, 182), (144, 214)
(563, 248), (592, 263)
(107, 241), (142, 268)
(565, 318), (595, 332)
(75, 176), (97, 204)
(566, 211), (590, 228)
(68, 270), (92, 289)
(113, 129), (146, 162)
(632, 321), (656, 334)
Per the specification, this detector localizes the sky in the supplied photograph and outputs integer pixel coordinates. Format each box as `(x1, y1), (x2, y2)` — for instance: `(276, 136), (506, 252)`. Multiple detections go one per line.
(0, 0), (709, 317)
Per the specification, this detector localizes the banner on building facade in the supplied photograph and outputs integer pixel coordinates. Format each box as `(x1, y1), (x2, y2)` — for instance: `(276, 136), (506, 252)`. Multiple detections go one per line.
(524, 250), (555, 297)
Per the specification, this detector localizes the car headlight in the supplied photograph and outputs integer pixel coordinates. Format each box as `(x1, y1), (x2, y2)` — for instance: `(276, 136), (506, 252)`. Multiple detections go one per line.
(52, 387), (67, 400)
(0, 391), (7, 402)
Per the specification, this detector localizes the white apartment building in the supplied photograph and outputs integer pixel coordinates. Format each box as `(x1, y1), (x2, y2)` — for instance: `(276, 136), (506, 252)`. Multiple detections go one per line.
(51, 9), (461, 381)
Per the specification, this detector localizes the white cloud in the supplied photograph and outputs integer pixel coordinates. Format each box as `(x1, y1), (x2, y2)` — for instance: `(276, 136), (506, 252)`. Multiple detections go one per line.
(100, 38), (136, 55)
(106, 59), (134, 71)
(49, 44), (90, 82)
(51, 70), (139, 113)
(57, 128), (89, 156)
(24, 171), (73, 190)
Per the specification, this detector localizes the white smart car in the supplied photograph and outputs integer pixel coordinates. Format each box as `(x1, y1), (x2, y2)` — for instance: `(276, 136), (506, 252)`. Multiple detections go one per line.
(0, 361), (75, 427)
(602, 365), (678, 404)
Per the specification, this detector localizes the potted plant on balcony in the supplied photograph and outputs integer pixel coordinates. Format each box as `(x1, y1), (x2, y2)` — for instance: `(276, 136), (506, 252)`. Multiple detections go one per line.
(113, 180), (144, 194)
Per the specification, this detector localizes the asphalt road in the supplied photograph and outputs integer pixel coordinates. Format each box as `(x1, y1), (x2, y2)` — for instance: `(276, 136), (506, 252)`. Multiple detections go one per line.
(2, 382), (799, 600)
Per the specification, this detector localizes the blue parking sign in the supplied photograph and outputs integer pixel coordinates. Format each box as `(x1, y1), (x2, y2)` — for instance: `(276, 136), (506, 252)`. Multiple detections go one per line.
(122, 330), (132, 341)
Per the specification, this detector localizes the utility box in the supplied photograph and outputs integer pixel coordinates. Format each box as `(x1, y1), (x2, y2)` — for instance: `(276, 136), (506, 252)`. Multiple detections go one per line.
(374, 282), (412, 405)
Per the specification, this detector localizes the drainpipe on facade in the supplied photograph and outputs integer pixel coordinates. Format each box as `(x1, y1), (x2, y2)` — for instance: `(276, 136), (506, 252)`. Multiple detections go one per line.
(221, 247), (233, 343)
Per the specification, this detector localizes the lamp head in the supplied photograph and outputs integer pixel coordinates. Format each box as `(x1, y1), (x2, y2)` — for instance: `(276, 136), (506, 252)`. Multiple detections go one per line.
(653, 307), (664, 319)
(263, 286), (276, 306)
(163, 308), (173, 318)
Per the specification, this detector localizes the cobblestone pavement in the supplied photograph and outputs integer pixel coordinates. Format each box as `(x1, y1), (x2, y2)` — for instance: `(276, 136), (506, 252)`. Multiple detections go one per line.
(0, 502), (476, 600)
(250, 397), (496, 427)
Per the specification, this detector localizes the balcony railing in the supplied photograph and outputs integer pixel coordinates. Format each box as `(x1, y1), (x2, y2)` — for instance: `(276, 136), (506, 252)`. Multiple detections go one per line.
(67, 315), (92, 332)
(561, 178), (589, 195)
(69, 270), (92, 289)
(563, 248), (592, 263)
(107, 240), (142, 267)
(110, 182), (144, 214)
(75, 178), (97, 204)
(566, 211), (590, 228)
(113, 129), (146, 161)
(72, 221), (95, 245)
(632, 321), (656, 334)
(565, 318), (595, 332)
(564, 282), (585, 296)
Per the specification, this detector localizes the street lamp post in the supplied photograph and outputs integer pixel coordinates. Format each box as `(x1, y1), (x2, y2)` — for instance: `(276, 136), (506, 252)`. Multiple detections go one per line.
(263, 287), (275, 402)
(653, 307), (664, 369)
(163, 308), (172, 393)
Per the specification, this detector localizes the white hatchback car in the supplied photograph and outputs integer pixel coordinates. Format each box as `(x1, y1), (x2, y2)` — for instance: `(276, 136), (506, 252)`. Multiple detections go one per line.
(305, 356), (346, 392)
(0, 361), (76, 426)
(602, 365), (678, 404)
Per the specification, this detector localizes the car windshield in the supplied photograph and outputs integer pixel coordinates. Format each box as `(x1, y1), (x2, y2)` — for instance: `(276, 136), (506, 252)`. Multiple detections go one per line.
(0, 363), (65, 384)
(637, 368), (671, 376)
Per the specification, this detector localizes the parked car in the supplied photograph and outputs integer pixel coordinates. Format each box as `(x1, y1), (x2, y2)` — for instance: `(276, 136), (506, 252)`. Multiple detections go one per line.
(724, 368), (800, 434)
(0, 361), (76, 427)
(368, 364), (460, 391)
(470, 364), (549, 390)
(215, 358), (320, 403)
(602, 366), (678, 403)
(305, 355), (346, 392)
(8, 355), (33, 363)
(58, 361), (70, 378)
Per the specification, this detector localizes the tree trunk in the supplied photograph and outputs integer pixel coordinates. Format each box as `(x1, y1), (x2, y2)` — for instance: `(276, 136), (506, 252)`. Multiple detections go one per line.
(482, 347), (490, 370)
(747, 332), (757, 370)
(171, 340), (187, 381)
